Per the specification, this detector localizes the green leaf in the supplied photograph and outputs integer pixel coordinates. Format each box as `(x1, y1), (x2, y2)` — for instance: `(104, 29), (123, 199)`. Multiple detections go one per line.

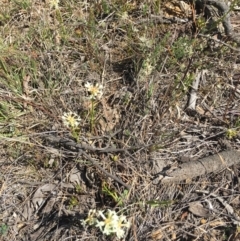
(0, 224), (8, 236)
(146, 200), (175, 207)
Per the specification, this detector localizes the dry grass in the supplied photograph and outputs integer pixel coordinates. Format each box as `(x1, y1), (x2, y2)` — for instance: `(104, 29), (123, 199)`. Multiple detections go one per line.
(0, 0), (240, 240)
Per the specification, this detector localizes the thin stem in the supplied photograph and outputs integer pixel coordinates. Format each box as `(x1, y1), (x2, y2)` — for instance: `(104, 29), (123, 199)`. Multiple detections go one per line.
(90, 99), (95, 132)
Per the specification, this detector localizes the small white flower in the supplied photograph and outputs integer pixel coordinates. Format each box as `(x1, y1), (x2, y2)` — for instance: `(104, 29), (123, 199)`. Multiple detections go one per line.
(141, 57), (155, 77)
(96, 210), (118, 234)
(118, 215), (131, 229)
(115, 226), (125, 239)
(120, 11), (129, 21)
(62, 111), (81, 129)
(82, 209), (98, 226)
(139, 35), (153, 48)
(132, 26), (139, 32)
(85, 82), (103, 99)
(95, 220), (113, 235)
(49, 0), (59, 9)
(114, 215), (131, 239)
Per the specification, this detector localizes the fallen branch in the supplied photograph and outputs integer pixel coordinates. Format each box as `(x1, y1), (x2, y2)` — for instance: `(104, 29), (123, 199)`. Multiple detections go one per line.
(42, 134), (144, 153)
(153, 150), (240, 183)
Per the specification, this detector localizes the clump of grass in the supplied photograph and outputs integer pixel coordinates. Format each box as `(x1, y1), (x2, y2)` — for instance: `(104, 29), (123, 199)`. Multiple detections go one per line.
(102, 182), (129, 206)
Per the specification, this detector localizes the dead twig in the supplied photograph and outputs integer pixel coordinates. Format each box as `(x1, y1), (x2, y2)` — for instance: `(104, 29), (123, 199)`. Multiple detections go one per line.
(196, 189), (240, 225)
(42, 134), (142, 153)
(79, 149), (130, 190)
(42, 135), (131, 189)
(198, 33), (240, 52)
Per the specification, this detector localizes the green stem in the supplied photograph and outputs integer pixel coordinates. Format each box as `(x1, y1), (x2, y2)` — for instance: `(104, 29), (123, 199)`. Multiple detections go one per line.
(90, 100), (95, 132)
(71, 129), (79, 142)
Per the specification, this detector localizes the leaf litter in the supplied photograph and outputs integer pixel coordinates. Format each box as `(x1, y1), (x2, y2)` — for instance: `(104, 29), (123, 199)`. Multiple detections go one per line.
(0, 0), (240, 240)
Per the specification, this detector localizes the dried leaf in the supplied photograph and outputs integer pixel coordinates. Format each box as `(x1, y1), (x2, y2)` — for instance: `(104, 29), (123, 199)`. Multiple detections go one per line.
(31, 184), (57, 210)
(200, 218), (207, 224)
(151, 225), (171, 240)
(22, 200), (33, 221)
(180, 211), (188, 221)
(151, 229), (163, 240)
(189, 201), (210, 217)
(22, 75), (31, 109)
(164, 1), (192, 18)
(68, 167), (81, 184)
(209, 220), (226, 227)
(22, 75), (30, 96)
(99, 99), (120, 131)
(171, 232), (177, 240)
(41, 196), (58, 214)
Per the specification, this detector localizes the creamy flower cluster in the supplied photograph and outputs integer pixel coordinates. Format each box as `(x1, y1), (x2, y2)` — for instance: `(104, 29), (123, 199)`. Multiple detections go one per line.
(82, 209), (131, 239)
(85, 82), (103, 100)
(49, 0), (59, 9)
(62, 111), (81, 129)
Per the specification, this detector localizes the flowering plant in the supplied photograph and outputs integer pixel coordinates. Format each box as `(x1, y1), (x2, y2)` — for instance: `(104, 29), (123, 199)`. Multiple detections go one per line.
(62, 111), (81, 141)
(84, 82), (104, 131)
(81, 209), (131, 239)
